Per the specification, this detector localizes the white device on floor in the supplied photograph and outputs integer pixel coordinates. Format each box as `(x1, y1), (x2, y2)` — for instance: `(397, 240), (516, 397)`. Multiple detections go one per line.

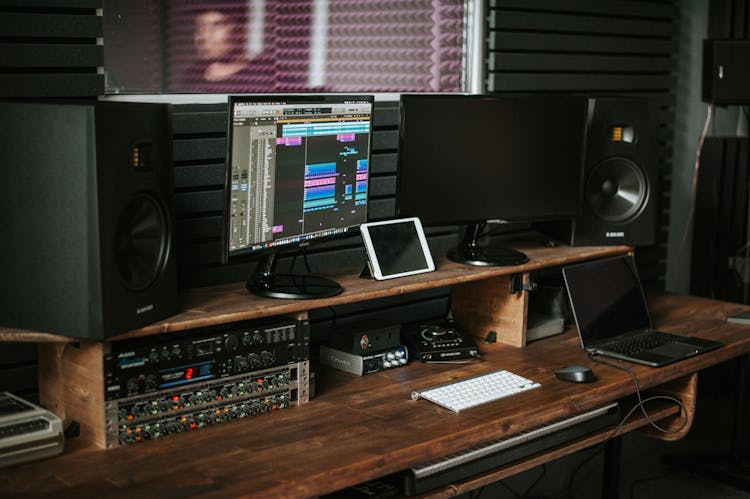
(0, 391), (64, 467)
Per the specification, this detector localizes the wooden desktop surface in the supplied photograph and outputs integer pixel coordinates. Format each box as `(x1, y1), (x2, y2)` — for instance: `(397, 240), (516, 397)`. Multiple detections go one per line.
(2, 293), (750, 498)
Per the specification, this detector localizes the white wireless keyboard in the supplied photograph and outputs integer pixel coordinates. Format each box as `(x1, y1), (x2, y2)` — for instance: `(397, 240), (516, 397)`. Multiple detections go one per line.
(411, 370), (541, 413)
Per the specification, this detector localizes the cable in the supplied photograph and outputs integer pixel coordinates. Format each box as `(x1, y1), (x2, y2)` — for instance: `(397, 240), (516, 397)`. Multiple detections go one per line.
(565, 394), (684, 499)
(589, 354), (688, 434)
(302, 247), (312, 273)
(565, 354), (688, 498)
(469, 485), (486, 499)
(496, 479), (521, 499)
(290, 252), (298, 274)
(673, 103), (713, 286)
(521, 463), (547, 498)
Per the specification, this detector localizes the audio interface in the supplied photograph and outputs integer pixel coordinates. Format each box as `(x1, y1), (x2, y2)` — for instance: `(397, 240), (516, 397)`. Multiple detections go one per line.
(401, 322), (480, 362)
(329, 319), (401, 355)
(320, 344), (408, 376)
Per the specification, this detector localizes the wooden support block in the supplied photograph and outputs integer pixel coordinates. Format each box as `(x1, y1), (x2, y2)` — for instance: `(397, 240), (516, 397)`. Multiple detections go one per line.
(639, 373), (698, 441)
(38, 342), (105, 448)
(450, 273), (529, 347)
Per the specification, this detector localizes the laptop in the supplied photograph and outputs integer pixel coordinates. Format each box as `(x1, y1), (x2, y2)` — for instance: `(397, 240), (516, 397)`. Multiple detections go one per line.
(562, 255), (722, 367)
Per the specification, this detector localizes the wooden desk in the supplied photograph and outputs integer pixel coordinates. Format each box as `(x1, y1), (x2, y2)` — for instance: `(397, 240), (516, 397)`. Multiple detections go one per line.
(1, 293), (750, 498)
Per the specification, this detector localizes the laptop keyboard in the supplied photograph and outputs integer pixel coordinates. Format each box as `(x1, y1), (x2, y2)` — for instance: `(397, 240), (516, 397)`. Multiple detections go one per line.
(599, 331), (675, 355)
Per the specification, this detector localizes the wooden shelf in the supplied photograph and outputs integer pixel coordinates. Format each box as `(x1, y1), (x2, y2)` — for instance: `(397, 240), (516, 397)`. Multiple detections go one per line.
(0, 243), (631, 345)
(3, 293), (750, 497)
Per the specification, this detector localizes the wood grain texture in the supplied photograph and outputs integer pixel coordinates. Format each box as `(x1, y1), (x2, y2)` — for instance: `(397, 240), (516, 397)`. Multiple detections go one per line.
(5, 244), (628, 344)
(451, 274), (528, 347)
(638, 373), (698, 441)
(37, 342), (106, 448)
(2, 293), (749, 498)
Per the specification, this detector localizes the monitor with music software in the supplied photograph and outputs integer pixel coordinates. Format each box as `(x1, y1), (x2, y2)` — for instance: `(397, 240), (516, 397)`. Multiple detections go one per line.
(225, 95), (374, 299)
(396, 94), (587, 266)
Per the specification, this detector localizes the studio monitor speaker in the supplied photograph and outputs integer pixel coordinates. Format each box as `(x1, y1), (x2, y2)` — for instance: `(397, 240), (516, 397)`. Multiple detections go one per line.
(544, 97), (658, 246)
(0, 101), (179, 340)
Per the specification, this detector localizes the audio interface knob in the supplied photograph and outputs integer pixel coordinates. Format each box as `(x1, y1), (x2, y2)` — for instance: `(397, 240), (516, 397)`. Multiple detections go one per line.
(224, 334), (239, 353)
(126, 378), (139, 395)
(236, 355), (249, 371)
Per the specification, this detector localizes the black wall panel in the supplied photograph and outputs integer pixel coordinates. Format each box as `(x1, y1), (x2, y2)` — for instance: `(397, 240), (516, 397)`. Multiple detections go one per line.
(691, 0), (750, 305)
(486, 0), (679, 290)
(0, 1), (103, 97)
(708, 0), (750, 38)
(691, 138), (750, 303)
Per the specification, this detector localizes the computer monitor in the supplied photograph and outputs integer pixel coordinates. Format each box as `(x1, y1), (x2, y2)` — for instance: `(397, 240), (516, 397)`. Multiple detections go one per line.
(396, 94), (587, 266)
(225, 94), (374, 299)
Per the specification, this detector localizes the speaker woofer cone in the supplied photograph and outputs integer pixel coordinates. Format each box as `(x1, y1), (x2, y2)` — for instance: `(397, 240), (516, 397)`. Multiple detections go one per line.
(115, 193), (170, 291)
(586, 157), (648, 223)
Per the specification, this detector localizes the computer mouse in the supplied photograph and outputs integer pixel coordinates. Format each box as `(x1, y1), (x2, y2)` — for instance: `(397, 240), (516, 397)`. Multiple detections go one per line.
(555, 365), (596, 383)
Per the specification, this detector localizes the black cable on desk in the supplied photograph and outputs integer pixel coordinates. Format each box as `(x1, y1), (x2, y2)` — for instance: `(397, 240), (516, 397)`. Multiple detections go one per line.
(589, 354), (688, 435)
(564, 355), (689, 499)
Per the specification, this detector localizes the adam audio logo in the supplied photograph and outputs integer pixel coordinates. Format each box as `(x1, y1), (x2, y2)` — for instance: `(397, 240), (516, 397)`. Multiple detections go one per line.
(136, 304), (155, 315)
(605, 231), (625, 238)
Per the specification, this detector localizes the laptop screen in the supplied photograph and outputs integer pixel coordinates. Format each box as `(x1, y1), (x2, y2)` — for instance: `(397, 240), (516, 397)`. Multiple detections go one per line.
(563, 255), (652, 345)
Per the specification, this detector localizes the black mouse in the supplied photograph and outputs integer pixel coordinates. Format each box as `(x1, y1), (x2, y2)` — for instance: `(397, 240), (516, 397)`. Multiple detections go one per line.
(555, 365), (596, 383)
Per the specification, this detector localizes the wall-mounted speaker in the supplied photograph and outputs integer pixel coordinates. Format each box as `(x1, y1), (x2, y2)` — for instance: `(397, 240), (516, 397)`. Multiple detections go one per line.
(542, 97), (658, 247)
(0, 101), (179, 340)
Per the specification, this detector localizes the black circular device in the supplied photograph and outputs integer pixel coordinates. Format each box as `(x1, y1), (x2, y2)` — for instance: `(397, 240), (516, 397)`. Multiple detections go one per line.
(586, 157), (648, 223)
(114, 193), (171, 291)
(420, 324), (460, 343)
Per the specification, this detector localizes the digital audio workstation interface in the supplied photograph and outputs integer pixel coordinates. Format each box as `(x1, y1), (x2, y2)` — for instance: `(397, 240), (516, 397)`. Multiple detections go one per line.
(229, 101), (371, 254)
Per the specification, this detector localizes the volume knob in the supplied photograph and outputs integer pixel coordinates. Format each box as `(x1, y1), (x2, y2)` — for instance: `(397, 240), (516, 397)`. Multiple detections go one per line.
(224, 334), (239, 353)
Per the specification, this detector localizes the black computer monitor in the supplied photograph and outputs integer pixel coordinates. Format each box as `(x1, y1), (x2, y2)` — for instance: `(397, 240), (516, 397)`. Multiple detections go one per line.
(225, 94), (374, 299)
(396, 94), (587, 266)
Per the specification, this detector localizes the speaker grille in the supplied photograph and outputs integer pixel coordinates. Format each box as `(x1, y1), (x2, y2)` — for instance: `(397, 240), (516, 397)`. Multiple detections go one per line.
(115, 193), (170, 291)
(586, 157), (648, 223)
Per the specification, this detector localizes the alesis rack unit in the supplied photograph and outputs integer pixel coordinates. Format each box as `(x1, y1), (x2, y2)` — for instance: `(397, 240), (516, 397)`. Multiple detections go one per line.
(108, 362), (308, 446)
(102, 316), (310, 447)
(37, 315), (311, 449)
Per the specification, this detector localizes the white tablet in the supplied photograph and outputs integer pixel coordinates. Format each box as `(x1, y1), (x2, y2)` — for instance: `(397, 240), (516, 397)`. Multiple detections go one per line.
(360, 217), (435, 280)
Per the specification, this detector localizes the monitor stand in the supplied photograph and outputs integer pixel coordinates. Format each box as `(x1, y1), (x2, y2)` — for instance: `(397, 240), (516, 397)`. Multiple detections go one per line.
(247, 252), (343, 300)
(447, 223), (529, 267)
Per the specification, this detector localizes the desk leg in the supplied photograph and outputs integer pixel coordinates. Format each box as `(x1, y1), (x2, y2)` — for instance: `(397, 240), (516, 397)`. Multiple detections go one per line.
(602, 436), (622, 499)
(662, 354), (750, 492)
(730, 354), (748, 473)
